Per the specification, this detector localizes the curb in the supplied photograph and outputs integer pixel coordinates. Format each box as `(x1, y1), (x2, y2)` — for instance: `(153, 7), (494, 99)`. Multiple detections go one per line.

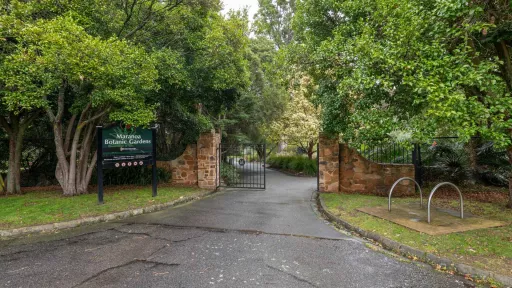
(315, 192), (512, 287)
(0, 190), (218, 239)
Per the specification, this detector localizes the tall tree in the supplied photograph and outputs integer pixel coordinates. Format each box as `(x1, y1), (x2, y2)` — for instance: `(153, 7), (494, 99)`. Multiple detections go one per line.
(0, 11), (48, 194)
(254, 0), (296, 48)
(2, 16), (158, 195)
(263, 74), (320, 159)
(221, 36), (287, 147)
(294, 0), (512, 206)
(2, 0), (252, 194)
(1, 0), (257, 194)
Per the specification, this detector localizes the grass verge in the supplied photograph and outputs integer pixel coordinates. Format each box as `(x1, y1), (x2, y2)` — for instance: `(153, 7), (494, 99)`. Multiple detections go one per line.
(0, 185), (204, 230)
(320, 193), (512, 277)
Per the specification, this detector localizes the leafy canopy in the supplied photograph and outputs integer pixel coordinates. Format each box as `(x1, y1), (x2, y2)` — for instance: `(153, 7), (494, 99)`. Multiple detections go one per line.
(294, 0), (511, 147)
(1, 15), (158, 126)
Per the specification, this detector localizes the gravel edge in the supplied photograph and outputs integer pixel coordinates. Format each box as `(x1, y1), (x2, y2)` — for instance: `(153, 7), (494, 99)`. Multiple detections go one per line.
(0, 189), (218, 238)
(315, 192), (512, 287)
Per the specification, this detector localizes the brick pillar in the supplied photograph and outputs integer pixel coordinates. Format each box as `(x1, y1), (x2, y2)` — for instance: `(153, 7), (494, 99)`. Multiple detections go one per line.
(318, 133), (340, 192)
(197, 130), (221, 189)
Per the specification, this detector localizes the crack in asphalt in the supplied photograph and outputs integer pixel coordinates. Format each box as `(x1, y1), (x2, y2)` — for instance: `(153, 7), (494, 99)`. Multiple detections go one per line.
(111, 227), (207, 244)
(123, 222), (358, 242)
(0, 227), (204, 269)
(71, 259), (180, 288)
(146, 244), (170, 259)
(265, 264), (320, 288)
(0, 249), (35, 258)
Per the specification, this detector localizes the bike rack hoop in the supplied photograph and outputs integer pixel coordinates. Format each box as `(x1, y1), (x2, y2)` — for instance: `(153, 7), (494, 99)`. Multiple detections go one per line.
(427, 182), (464, 224)
(388, 177), (423, 212)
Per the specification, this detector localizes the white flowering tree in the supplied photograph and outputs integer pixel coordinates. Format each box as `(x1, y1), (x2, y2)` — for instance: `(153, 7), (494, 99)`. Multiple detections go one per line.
(264, 76), (321, 159)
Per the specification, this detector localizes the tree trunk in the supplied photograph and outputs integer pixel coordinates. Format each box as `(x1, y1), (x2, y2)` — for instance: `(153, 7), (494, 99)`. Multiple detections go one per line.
(465, 137), (479, 184)
(6, 133), (19, 194)
(48, 86), (105, 196)
(507, 146), (512, 209)
(508, 172), (512, 209)
(54, 119), (99, 196)
(495, 40), (512, 92)
(307, 141), (315, 160)
(2, 113), (33, 195)
(465, 138), (478, 171)
(14, 124), (24, 193)
(278, 141), (287, 153)
(54, 120), (99, 196)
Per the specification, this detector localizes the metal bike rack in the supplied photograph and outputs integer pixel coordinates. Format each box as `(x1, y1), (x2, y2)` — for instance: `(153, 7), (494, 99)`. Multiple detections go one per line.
(388, 177), (423, 212)
(427, 182), (464, 224)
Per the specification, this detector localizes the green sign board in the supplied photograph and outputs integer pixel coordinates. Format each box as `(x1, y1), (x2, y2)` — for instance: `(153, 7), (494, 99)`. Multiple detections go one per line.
(101, 126), (154, 169)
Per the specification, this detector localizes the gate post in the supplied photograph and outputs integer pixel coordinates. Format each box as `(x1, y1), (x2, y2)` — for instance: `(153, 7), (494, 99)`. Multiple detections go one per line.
(413, 144), (423, 187)
(318, 133), (340, 192)
(197, 130), (221, 189)
(317, 142), (320, 191)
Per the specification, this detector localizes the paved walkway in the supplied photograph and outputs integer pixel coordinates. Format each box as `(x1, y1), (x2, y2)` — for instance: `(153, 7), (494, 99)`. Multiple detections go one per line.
(0, 169), (472, 287)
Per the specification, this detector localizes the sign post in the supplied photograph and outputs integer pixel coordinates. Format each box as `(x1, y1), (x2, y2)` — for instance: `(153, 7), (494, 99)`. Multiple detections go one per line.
(97, 126), (104, 204)
(97, 124), (157, 204)
(151, 127), (157, 197)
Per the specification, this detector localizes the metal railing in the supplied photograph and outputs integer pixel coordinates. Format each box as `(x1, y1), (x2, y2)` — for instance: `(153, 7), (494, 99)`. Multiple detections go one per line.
(356, 142), (413, 164)
(427, 182), (464, 224)
(388, 177), (423, 212)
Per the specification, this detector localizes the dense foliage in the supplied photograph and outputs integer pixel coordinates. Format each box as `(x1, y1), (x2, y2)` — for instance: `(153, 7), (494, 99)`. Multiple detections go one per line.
(292, 0), (512, 206)
(220, 36), (288, 148)
(267, 155), (317, 176)
(98, 167), (171, 186)
(220, 163), (240, 186)
(0, 0), (255, 195)
(263, 74), (320, 159)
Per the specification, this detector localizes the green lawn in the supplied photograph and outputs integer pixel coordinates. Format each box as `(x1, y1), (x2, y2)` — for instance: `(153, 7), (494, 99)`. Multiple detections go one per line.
(0, 185), (205, 230)
(321, 193), (512, 277)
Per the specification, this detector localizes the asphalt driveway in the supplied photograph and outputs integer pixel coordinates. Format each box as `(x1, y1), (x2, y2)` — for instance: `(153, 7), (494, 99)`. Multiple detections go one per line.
(0, 169), (472, 287)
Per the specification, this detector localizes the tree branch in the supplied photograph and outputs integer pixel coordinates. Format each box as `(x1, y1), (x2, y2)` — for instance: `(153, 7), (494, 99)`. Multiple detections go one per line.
(77, 103), (92, 126)
(122, 0), (184, 39)
(122, 0), (157, 39)
(117, 0), (139, 37)
(81, 108), (110, 127)
(64, 114), (77, 154)
(85, 151), (98, 190)
(19, 110), (41, 130)
(45, 104), (56, 123)
(79, 122), (95, 183)
(55, 79), (66, 123)
(0, 116), (12, 135)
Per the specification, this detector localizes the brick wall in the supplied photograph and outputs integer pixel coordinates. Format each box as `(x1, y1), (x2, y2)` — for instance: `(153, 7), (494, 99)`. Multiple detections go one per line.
(318, 134), (415, 196)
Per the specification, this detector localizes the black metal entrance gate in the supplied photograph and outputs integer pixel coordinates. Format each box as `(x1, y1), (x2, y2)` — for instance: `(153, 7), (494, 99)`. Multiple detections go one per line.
(217, 143), (266, 189)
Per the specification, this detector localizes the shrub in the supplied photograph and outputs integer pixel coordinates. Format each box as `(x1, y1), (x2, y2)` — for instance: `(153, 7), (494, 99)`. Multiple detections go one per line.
(220, 163), (240, 185)
(95, 166), (171, 186)
(421, 140), (510, 186)
(268, 155), (317, 176)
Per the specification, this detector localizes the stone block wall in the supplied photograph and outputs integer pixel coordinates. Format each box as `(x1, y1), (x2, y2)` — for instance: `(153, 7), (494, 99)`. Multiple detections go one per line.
(318, 134), (340, 192)
(339, 144), (415, 196)
(197, 131), (221, 189)
(169, 145), (198, 186)
(318, 134), (415, 196)
(158, 131), (220, 189)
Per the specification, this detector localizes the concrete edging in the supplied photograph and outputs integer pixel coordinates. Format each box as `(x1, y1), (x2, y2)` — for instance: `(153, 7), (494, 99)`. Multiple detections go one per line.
(315, 192), (512, 287)
(0, 190), (218, 238)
